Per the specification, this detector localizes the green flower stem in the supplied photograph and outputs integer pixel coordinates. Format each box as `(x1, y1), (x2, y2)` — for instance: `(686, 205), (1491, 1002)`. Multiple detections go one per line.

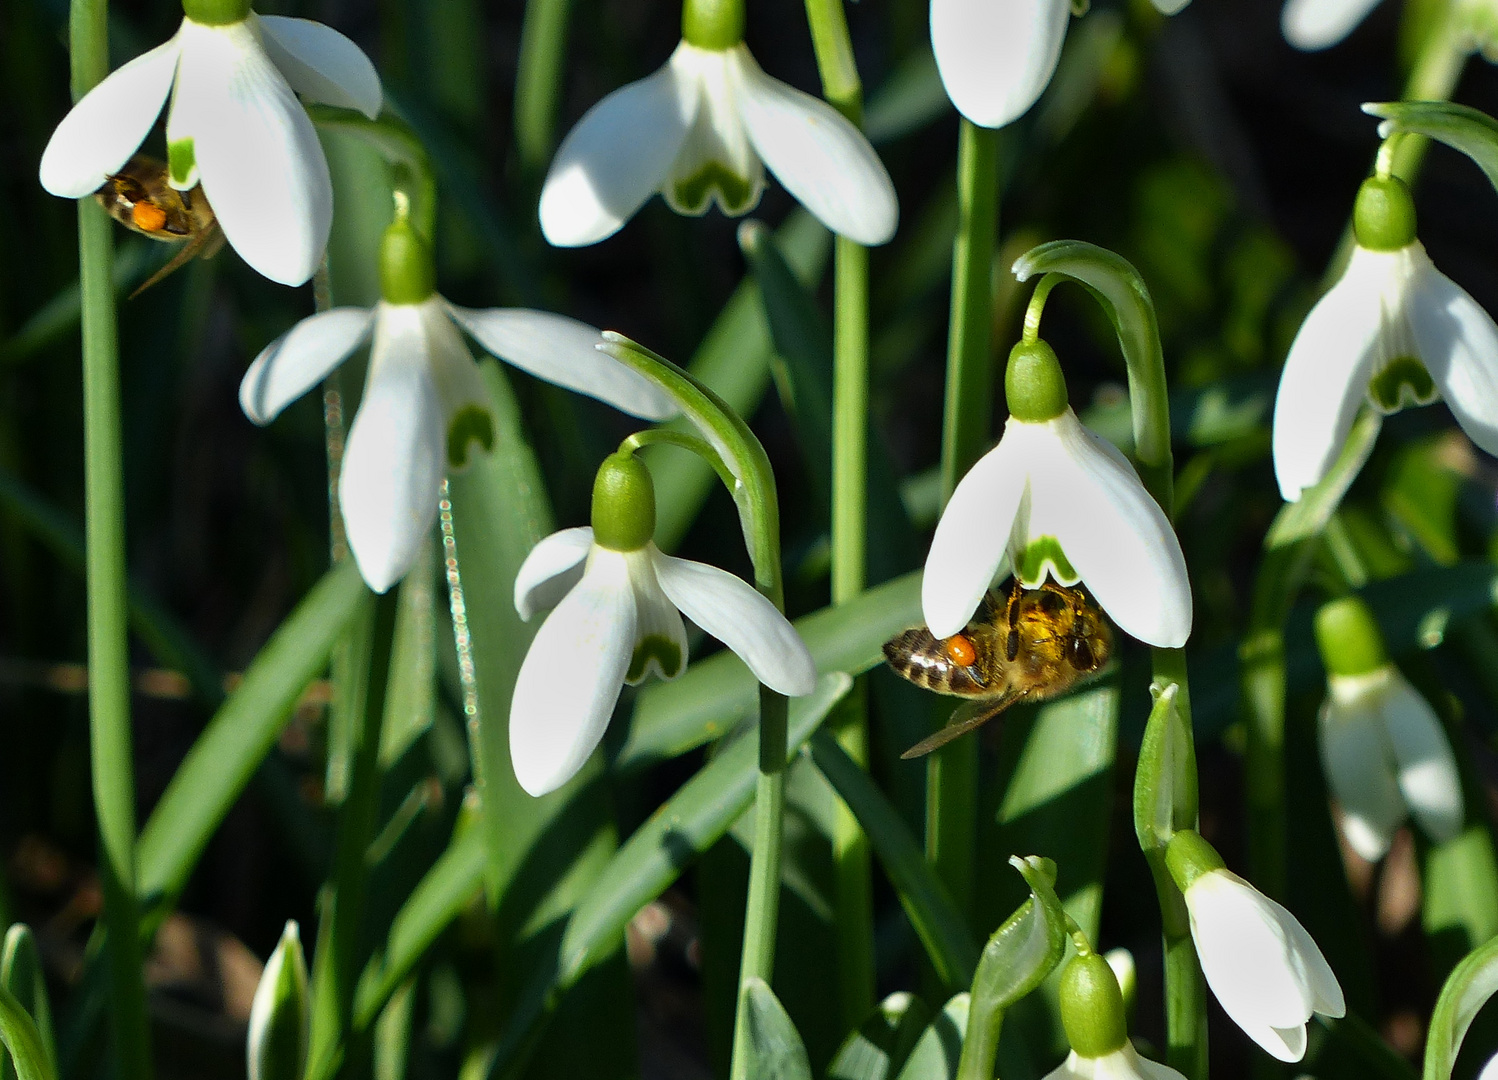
(803, 0), (877, 1029)
(929, 119), (1001, 929)
(306, 589), (400, 1080)
(514, 0), (574, 171)
(71, 0), (151, 1075)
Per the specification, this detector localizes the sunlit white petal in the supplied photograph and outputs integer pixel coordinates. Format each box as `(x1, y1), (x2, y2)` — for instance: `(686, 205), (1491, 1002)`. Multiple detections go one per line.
(540, 60), (691, 246)
(1282, 0), (1384, 50)
(445, 305), (677, 420)
(1380, 676), (1463, 844)
(1150, 0), (1193, 14)
(731, 47), (897, 246)
(39, 35), (182, 198)
(1320, 677), (1405, 861)
(652, 549), (817, 696)
(240, 307), (374, 424)
(510, 550), (637, 797)
(931, 0), (1069, 128)
(1408, 261), (1498, 459)
(1041, 1044), (1188, 1080)
(515, 527), (595, 621)
(257, 15), (382, 119)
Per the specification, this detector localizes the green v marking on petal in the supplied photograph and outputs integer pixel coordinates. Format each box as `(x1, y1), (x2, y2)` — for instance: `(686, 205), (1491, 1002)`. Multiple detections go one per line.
(1367, 356), (1437, 413)
(671, 162), (756, 216)
(447, 404), (495, 469)
(168, 139), (197, 188)
(1014, 536), (1079, 588)
(629, 634), (683, 683)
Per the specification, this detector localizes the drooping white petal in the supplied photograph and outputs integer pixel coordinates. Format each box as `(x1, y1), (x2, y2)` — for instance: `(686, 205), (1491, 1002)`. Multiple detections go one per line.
(730, 47), (898, 246)
(1150, 0), (1193, 14)
(39, 35), (183, 198)
(515, 527), (595, 621)
(1407, 258), (1498, 459)
(240, 307), (374, 424)
(1379, 675), (1464, 844)
(258, 15), (383, 119)
(1480, 1052), (1498, 1080)
(167, 19), (331, 285)
(1038, 1045), (1186, 1080)
(664, 45), (764, 217)
(652, 548), (817, 696)
(1277, 890), (1347, 1020)
(1281, 0), (1384, 50)
(1272, 246), (1388, 501)
(922, 428), (1031, 639)
(539, 58), (691, 246)
(339, 305), (445, 593)
(414, 300), (492, 461)
(623, 549), (689, 683)
(1129, 1047), (1191, 1080)
(930, 0), (1070, 129)
(1024, 411), (1192, 648)
(1319, 682), (1405, 861)
(444, 305), (677, 420)
(510, 550), (637, 797)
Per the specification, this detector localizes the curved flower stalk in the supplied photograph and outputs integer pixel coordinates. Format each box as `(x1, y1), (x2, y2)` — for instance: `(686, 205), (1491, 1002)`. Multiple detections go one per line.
(1314, 597), (1462, 861)
(923, 338), (1192, 649)
(39, 0), (382, 286)
(1166, 831), (1346, 1062)
(539, 0), (896, 247)
(931, 0), (1190, 130)
(240, 209), (675, 593)
(510, 452), (816, 797)
(1273, 173), (1498, 502)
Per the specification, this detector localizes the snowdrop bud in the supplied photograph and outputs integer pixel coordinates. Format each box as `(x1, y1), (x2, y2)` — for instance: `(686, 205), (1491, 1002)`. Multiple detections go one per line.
(592, 453), (657, 552)
(1005, 339), (1069, 422)
(1353, 175), (1417, 253)
(182, 0), (252, 25)
(247, 921), (309, 1080)
(1059, 952), (1130, 1058)
(683, 0), (745, 49)
(1314, 596), (1387, 677)
(379, 211), (436, 305)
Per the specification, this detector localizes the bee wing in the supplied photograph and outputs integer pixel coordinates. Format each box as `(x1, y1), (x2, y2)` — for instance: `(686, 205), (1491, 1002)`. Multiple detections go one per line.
(900, 690), (1026, 760)
(128, 225), (221, 300)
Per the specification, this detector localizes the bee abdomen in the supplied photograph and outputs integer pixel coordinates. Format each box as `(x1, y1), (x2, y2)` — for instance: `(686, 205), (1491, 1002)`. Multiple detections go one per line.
(883, 628), (991, 695)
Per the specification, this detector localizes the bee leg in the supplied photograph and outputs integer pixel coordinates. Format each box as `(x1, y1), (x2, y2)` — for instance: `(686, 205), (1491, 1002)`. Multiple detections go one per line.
(1004, 577), (1023, 662)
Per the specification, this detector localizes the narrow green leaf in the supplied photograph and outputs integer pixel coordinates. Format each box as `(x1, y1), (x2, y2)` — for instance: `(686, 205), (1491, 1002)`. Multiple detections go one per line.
(893, 994), (969, 1080)
(742, 979), (813, 1080)
(0, 929), (54, 1080)
(862, 46), (949, 145)
(1363, 101), (1498, 197)
(828, 993), (931, 1080)
(1422, 935), (1498, 1080)
(514, 0), (573, 169)
(0, 986), (53, 1080)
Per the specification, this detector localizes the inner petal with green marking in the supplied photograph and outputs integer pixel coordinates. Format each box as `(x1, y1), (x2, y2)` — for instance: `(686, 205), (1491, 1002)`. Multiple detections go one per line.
(628, 634), (684, 683)
(1367, 355), (1437, 413)
(1014, 535), (1080, 588)
(447, 404), (495, 470)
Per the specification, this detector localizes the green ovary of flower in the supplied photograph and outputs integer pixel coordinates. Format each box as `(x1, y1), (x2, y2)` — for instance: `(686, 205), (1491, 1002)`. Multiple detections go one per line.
(182, 0), (253, 25)
(447, 405), (495, 470)
(1314, 596), (1388, 677)
(671, 162), (756, 217)
(1353, 175), (1417, 252)
(628, 634), (684, 682)
(1059, 953), (1129, 1058)
(1164, 829), (1226, 892)
(379, 216), (436, 305)
(1015, 536), (1077, 587)
(592, 452), (657, 552)
(681, 0), (744, 50)
(1367, 356), (1435, 412)
(1006, 339), (1069, 422)
(168, 139), (196, 188)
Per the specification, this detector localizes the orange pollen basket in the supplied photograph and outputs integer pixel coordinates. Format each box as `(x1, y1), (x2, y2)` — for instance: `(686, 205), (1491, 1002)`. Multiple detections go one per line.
(132, 202), (168, 232)
(944, 634), (977, 666)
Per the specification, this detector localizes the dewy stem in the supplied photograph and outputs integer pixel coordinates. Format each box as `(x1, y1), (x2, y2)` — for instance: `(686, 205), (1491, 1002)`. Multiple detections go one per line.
(72, 0), (151, 1076)
(930, 118), (1001, 932)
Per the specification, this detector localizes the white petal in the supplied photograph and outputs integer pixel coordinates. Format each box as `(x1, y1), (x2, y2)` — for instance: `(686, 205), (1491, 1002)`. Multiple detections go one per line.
(416, 300), (491, 435)
(1129, 1046), (1191, 1080)
(240, 307), (374, 424)
(730, 47), (897, 245)
(1272, 246), (1388, 501)
(509, 550), (637, 797)
(339, 305), (446, 593)
(539, 58), (690, 247)
(1479, 1052), (1498, 1080)
(1379, 676), (1464, 844)
(514, 528), (595, 620)
(1407, 259), (1498, 459)
(1026, 411), (1193, 648)
(1319, 682), (1405, 861)
(1277, 890), (1347, 1020)
(39, 35), (182, 198)
(257, 15), (382, 119)
(444, 305), (677, 420)
(168, 19), (331, 285)
(930, 0), (1069, 128)
(652, 549), (817, 696)
(625, 549), (689, 683)
(922, 428), (1030, 639)
(1281, 0), (1384, 50)
(1150, 0), (1193, 13)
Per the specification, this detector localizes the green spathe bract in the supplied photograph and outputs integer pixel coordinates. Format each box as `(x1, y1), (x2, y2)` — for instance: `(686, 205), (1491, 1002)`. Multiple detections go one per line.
(379, 215), (436, 305)
(592, 452), (657, 552)
(681, 0), (744, 50)
(182, 0), (252, 25)
(1059, 952), (1129, 1058)
(1005, 339), (1068, 423)
(1314, 596), (1388, 678)
(1353, 175), (1417, 252)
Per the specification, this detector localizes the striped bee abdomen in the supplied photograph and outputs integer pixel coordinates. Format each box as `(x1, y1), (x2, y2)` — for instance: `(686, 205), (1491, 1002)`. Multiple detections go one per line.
(882, 627), (992, 696)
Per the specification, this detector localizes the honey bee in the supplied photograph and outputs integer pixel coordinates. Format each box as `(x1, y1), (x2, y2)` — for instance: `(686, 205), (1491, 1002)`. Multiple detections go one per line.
(94, 155), (224, 298)
(883, 581), (1113, 759)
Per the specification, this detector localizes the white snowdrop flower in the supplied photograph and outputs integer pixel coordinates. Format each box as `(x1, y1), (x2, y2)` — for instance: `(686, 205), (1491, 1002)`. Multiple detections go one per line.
(539, 2), (897, 249)
(1281, 0), (1384, 50)
(39, 0), (382, 287)
(1167, 832), (1346, 1062)
(239, 213), (676, 594)
(1314, 597), (1463, 862)
(1481, 1052), (1498, 1080)
(1273, 175), (1498, 502)
(922, 340), (1191, 649)
(1047, 950), (1186, 1080)
(931, 0), (1190, 130)
(510, 453), (817, 797)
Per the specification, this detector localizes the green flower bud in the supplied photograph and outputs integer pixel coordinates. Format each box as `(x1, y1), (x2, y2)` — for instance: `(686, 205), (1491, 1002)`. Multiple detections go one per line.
(247, 921), (309, 1080)
(1315, 596), (1389, 678)
(1164, 829), (1227, 893)
(1059, 952), (1129, 1058)
(1006, 339), (1069, 423)
(592, 453), (657, 552)
(1353, 175), (1417, 252)
(682, 0), (744, 50)
(182, 0), (252, 24)
(379, 215), (436, 306)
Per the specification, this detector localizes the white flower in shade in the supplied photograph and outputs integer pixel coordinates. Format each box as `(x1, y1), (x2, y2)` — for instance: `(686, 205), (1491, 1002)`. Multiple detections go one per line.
(39, 6), (381, 286)
(931, 0), (1189, 130)
(1176, 855), (1345, 1061)
(1481, 1052), (1498, 1080)
(241, 297), (675, 593)
(539, 41), (897, 248)
(922, 342), (1191, 648)
(1320, 666), (1463, 861)
(1041, 1044), (1187, 1080)
(1280, 0), (1384, 50)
